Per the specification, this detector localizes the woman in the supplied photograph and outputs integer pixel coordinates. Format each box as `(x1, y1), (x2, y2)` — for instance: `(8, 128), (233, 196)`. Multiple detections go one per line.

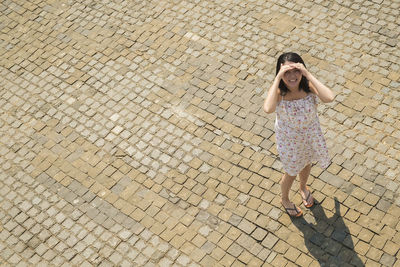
(264, 52), (335, 217)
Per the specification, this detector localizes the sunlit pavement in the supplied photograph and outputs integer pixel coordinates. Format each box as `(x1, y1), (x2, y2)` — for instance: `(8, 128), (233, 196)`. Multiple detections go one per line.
(1, 0), (399, 266)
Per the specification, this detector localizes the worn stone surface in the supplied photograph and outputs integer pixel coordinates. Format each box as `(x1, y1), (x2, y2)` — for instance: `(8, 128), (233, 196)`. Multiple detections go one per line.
(1, 0), (399, 266)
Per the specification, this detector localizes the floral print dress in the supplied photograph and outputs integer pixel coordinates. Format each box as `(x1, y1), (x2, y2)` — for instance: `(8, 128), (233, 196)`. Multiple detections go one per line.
(275, 94), (330, 176)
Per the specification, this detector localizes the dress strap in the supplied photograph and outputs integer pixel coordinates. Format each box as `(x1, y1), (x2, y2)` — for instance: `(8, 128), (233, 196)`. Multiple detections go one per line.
(312, 94), (318, 105)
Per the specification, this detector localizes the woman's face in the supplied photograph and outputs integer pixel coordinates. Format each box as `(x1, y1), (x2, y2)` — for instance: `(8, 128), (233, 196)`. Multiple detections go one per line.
(281, 61), (302, 90)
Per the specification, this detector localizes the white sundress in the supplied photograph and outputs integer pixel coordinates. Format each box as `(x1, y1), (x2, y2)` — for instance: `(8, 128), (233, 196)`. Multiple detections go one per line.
(275, 94), (330, 176)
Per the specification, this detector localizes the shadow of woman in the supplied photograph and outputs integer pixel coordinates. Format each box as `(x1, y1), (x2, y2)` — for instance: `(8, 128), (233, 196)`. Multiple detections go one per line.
(291, 197), (365, 267)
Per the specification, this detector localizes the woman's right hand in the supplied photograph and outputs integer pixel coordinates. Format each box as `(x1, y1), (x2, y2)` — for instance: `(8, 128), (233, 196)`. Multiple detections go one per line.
(276, 63), (296, 80)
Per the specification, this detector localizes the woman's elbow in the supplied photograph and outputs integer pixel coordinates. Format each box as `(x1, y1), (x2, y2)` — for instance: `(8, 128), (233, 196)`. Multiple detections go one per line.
(263, 105), (275, 114)
(325, 92), (335, 103)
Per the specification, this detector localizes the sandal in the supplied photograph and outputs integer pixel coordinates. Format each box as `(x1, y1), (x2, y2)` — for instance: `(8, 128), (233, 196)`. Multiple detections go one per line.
(283, 203), (303, 218)
(301, 187), (314, 208)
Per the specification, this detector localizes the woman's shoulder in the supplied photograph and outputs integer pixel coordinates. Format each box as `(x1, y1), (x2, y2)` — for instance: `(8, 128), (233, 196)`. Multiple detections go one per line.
(308, 82), (317, 94)
(277, 89), (282, 102)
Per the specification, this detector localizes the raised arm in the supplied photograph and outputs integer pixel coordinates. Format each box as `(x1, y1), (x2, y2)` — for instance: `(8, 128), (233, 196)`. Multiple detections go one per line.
(263, 76), (281, 113)
(292, 63), (335, 103)
(263, 64), (293, 113)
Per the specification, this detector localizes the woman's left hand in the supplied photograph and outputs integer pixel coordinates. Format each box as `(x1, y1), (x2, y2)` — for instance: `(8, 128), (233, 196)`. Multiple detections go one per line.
(290, 63), (310, 78)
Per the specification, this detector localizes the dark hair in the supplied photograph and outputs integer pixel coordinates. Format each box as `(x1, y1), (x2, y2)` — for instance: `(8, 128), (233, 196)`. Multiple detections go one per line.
(276, 52), (310, 96)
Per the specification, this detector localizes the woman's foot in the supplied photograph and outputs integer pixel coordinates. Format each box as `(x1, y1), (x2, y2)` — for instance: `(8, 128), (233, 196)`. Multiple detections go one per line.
(281, 200), (303, 217)
(300, 187), (314, 208)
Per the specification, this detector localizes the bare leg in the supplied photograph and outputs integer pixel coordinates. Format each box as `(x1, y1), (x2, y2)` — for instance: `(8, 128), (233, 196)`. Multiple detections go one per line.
(281, 173), (301, 216)
(299, 164), (311, 191)
(299, 164), (314, 206)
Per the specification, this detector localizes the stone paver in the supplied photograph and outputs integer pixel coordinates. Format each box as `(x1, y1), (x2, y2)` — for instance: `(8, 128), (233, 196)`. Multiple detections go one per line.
(1, 0), (400, 266)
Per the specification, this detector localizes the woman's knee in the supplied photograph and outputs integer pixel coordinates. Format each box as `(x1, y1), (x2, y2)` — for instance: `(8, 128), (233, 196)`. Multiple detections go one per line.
(283, 173), (296, 181)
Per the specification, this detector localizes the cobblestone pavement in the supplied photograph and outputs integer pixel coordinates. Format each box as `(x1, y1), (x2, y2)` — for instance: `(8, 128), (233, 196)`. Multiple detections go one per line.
(1, 0), (399, 266)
